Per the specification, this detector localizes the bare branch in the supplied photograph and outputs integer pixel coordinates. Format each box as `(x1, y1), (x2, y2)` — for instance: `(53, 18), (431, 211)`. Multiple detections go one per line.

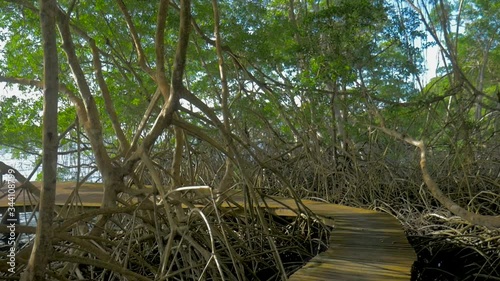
(89, 39), (131, 154)
(116, 0), (153, 76)
(137, 0), (190, 153)
(377, 126), (500, 229)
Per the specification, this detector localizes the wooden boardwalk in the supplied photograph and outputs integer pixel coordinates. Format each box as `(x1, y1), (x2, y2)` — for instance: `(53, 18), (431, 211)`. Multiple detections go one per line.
(282, 199), (416, 280)
(0, 181), (103, 208)
(227, 195), (416, 280)
(1, 182), (416, 280)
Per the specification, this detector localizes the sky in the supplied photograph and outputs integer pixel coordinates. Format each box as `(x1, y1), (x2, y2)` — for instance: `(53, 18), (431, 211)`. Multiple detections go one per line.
(424, 45), (440, 84)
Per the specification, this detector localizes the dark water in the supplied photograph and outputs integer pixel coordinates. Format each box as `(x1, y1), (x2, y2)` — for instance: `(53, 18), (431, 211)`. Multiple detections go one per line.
(0, 212), (37, 246)
(409, 236), (500, 281)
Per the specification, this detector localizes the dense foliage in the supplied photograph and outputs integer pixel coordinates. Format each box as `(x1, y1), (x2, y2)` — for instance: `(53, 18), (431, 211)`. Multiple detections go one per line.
(0, 0), (498, 280)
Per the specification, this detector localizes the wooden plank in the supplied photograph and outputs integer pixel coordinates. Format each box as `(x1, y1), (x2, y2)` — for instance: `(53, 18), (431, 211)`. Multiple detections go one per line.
(223, 194), (416, 280)
(286, 197), (416, 281)
(0, 181), (103, 207)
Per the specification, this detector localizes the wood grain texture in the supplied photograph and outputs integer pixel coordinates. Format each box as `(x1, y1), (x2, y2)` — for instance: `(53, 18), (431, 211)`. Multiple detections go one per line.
(285, 198), (416, 280)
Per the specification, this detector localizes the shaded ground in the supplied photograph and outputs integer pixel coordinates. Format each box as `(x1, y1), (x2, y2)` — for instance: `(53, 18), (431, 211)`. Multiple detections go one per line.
(409, 236), (500, 281)
(0, 210), (331, 280)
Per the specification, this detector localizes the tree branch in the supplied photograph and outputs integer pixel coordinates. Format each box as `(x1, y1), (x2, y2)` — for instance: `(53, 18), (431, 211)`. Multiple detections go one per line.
(125, 0), (191, 170)
(116, 0), (153, 77)
(377, 126), (500, 229)
(89, 39), (130, 154)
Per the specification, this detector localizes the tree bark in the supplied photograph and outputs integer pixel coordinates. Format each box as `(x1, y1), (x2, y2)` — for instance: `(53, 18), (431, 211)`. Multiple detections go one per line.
(124, 0), (190, 169)
(212, 0), (234, 195)
(56, 8), (121, 209)
(21, 0), (59, 279)
(379, 126), (500, 229)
